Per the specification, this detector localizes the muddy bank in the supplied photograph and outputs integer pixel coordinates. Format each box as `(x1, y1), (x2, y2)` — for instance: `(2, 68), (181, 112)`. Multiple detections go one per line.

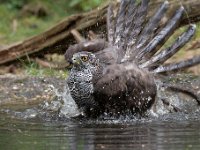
(0, 75), (65, 108)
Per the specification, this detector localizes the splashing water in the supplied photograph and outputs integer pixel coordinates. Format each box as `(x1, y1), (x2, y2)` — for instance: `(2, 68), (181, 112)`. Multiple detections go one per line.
(149, 77), (200, 120)
(43, 84), (80, 118)
(0, 82), (80, 121)
(55, 85), (80, 117)
(0, 73), (198, 123)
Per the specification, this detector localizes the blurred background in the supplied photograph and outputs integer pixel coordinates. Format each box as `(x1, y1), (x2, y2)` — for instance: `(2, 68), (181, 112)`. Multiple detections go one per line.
(0, 0), (199, 77)
(0, 0), (105, 77)
(0, 0), (104, 44)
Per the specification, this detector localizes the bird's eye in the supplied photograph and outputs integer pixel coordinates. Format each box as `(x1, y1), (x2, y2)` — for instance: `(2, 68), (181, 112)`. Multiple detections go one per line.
(81, 56), (88, 62)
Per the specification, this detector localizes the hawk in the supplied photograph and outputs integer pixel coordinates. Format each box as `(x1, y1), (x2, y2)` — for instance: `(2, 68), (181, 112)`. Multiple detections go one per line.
(65, 0), (200, 118)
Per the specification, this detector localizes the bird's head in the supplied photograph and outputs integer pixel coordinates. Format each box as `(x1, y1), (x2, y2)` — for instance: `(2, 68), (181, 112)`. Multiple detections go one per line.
(71, 51), (99, 69)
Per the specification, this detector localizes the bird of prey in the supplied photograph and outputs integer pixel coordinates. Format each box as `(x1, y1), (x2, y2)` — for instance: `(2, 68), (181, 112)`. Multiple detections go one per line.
(65, 0), (200, 118)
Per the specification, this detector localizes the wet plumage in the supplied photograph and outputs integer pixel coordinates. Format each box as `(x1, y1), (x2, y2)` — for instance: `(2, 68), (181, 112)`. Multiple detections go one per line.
(65, 0), (200, 118)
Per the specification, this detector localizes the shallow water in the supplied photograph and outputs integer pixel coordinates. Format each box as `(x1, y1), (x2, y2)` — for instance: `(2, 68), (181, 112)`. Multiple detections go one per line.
(0, 75), (200, 150)
(1, 113), (200, 150)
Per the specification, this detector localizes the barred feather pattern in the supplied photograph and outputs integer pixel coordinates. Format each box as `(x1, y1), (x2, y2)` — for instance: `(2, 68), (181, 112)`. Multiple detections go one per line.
(67, 67), (96, 109)
(67, 53), (103, 111)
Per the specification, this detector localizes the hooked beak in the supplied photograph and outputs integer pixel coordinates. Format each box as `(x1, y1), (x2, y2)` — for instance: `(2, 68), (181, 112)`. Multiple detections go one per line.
(71, 57), (81, 67)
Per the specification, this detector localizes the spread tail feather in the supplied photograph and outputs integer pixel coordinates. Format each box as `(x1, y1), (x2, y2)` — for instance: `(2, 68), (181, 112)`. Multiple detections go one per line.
(106, 0), (200, 73)
(121, 0), (150, 61)
(153, 56), (200, 73)
(122, 0), (137, 49)
(137, 6), (184, 61)
(114, 0), (129, 48)
(137, 1), (169, 48)
(141, 24), (196, 69)
(126, 0), (149, 49)
(107, 3), (115, 45)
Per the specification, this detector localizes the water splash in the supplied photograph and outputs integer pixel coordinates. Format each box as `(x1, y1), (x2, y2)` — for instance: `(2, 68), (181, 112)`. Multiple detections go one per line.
(43, 84), (80, 118)
(0, 83), (80, 121)
(57, 85), (80, 117)
(149, 77), (200, 120)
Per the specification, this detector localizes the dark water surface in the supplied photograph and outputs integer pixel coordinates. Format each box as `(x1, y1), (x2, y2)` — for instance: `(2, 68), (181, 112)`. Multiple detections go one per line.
(0, 74), (200, 150)
(1, 113), (200, 150)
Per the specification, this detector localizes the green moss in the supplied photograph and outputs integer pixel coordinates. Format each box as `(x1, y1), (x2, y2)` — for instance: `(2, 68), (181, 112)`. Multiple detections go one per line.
(0, 0), (105, 45)
(22, 61), (68, 78)
(69, 0), (104, 11)
(194, 23), (200, 39)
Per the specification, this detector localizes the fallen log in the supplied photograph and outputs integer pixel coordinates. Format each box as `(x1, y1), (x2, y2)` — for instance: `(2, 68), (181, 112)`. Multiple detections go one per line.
(0, 0), (200, 65)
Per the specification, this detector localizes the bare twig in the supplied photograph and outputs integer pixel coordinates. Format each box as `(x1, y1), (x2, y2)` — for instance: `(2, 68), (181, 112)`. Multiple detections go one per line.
(71, 29), (85, 43)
